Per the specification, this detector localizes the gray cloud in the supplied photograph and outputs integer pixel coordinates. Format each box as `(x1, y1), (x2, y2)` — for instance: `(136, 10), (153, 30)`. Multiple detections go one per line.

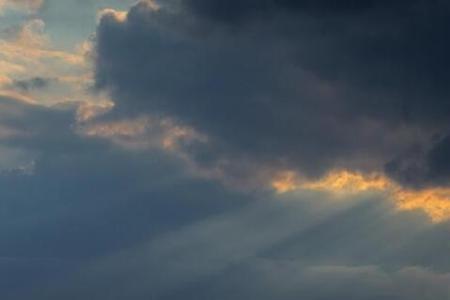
(10, 191), (450, 300)
(0, 95), (252, 298)
(181, 262), (450, 300)
(95, 1), (450, 187)
(183, 0), (412, 22)
(0, 88), (450, 300)
(386, 134), (450, 188)
(2, 1), (450, 298)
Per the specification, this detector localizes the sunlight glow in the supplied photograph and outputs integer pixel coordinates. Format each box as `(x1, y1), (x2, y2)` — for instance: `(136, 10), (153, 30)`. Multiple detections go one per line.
(272, 169), (450, 223)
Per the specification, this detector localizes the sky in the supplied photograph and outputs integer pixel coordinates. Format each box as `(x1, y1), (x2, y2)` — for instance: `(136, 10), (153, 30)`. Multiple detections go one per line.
(1, 0), (450, 299)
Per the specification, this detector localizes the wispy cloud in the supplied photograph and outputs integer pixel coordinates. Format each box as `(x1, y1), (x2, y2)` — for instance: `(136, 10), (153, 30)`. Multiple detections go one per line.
(0, 0), (43, 14)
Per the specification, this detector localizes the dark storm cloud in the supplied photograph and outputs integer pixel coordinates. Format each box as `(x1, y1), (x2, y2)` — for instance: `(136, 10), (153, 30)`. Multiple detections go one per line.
(95, 0), (450, 187)
(0, 95), (250, 298)
(0, 96), (91, 155)
(3, 1), (450, 298)
(184, 0), (411, 21)
(1, 85), (450, 300)
(386, 133), (450, 188)
(0, 96), (248, 260)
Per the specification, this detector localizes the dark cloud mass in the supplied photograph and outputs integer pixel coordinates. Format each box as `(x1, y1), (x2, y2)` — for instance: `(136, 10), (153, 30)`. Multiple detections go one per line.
(0, 95), (252, 299)
(2, 0), (450, 299)
(96, 0), (450, 187)
(184, 0), (410, 21)
(1, 82), (449, 300)
(386, 134), (450, 188)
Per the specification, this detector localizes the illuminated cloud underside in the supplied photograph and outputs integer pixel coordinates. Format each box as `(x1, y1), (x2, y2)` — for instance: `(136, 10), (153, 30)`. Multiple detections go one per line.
(2, 1), (450, 298)
(272, 170), (450, 223)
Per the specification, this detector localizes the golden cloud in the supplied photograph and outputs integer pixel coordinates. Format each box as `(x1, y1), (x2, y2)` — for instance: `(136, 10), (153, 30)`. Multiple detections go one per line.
(79, 115), (205, 152)
(0, 19), (96, 108)
(272, 169), (450, 223)
(97, 2), (159, 23)
(76, 100), (114, 123)
(97, 8), (128, 23)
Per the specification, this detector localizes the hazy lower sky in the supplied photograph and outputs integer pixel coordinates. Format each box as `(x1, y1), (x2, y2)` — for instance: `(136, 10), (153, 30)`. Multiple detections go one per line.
(1, 1), (450, 299)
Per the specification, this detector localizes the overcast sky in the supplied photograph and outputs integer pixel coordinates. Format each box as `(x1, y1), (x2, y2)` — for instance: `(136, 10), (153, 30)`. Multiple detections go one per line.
(1, 1), (450, 299)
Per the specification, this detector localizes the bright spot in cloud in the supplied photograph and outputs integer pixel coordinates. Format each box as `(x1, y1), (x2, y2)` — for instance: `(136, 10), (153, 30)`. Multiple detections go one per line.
(272, 169), (450, 223)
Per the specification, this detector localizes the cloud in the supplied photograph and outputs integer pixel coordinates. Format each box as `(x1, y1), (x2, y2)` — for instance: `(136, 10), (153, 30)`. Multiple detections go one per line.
(0, 18), (101, 114)
(0, 0), (43, 14)
(271, 169), (450, 223)
(183, 0), (411, 21)
(78, 114), (204, 152)
(386, 134), (450, 188)
(11, 77), (51, 91)
(0, 19), (84, 69)
(194, 263), (450, 300)
(0, 81), (449, 300)
(1, 1), (450, 298)
(94, 1), (450, 193)
(0, 93), (252, 298)
(9, 187), (450, 299)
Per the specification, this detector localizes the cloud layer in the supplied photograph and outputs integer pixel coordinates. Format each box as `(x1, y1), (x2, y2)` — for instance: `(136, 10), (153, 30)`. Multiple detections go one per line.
(0, 0), (43, 13)
(1, 1), (450, 299)
(95, 0), (450, 189)
(0, 69), (449, 300)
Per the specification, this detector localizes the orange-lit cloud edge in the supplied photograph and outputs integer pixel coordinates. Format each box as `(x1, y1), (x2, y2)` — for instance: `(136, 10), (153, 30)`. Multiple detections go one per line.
(271, 169), (450, 223)
(80, 113), (450, 224)
(10, 3), (444, 225)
